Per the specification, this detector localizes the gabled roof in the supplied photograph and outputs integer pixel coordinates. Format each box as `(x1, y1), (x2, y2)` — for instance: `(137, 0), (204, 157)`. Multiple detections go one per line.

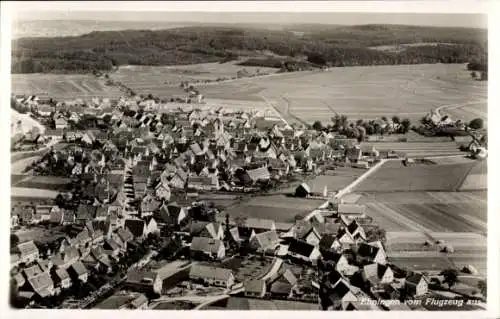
(70, 260), (88, 276)
(357, 243), (380, 259)
(244, 279), (266, 294)
(117, 228), (134, 243)
(17, 241), (39, 256)
(189, 264), (232, 281)
(77, 204), (97, 220)
(288, 239), (316, 257)
(243, 218), (275, 230)
(406, 273), (428, 285)
(190, 237), (223, 254)
(24, 264), (44, 279)
(252, 230), (279, 249)
(246, 166), (271, 182)
(363, 263), (391, 281)
(124, 219), (146, 238)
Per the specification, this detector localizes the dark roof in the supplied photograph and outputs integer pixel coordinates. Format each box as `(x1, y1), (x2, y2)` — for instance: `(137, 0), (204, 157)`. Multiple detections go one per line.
(357, 243), (379, 259)
(319, 234), (336, 250)
(406, 273), (427, 285)
(288, 239), (315, 257)
(70, 261), (88, 276)
(125, 219), (146, 238)
(76, 204), (97, 220)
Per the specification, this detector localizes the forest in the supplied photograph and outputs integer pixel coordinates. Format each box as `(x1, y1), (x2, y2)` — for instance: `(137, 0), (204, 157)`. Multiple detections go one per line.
(11, 24), (488, 73)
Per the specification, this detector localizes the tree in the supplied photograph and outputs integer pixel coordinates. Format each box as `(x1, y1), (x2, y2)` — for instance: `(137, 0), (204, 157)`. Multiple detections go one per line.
(440, 268), (459, 289)
(401, 118), (411, 134)
(471, 71), (477, 79)
(10, 234), (19, 247)
(312, 121), (323, 131)
(469, 118), (484, 130)
(381, 116), (388, 122)
(331, 114), (341, 131)
(391, 116), (400, 124)
(339, 115), (348, 131)
(477, 280), (487, 297)
(480, 71), (488, 81)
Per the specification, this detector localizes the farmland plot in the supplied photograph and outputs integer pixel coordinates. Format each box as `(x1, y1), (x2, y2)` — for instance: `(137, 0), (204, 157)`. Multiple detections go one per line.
(177, 63), (487, 124)
(223, 195), (325, 222)
(354, 160), (478, 192)
(360, 141), (464, 158)
(358, 191), (486, 233)
(11, 74), (123, 100)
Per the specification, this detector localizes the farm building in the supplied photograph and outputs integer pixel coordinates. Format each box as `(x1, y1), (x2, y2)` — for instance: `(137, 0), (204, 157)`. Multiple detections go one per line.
(189, 264), (235, 288)
(190, 237), (226, 260)
(337, 204), (366, 217)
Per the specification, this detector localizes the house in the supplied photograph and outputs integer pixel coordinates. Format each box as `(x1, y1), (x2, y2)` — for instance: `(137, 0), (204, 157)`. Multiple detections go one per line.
(157, 203), (187, 226)
(269, 268), (298, 298)
(124, 218), (158, 239)
(293, 221), (322, 246)
(50, 208), (65, 224)
(188, 175), (220, 191)
(52, 267), (72, 289)
(155, 182), (171, 201)
(140, 195), (162, 216)
(52, 247), (80, 269)
(95, 292), (149, 309)
(190, 237), (225, 260)
(346, 221), (366, 242)
(104, 238), (121, 257)
(28, 272), (55, 298)
(189, 221), (224, 240)
(246, 166), (271, 183)
(189, 264), (234, 288)
(404, 273), (429, 297)
(337, 204), (366, 218)
(321, 252), (350, 274)
(287, 239), (321, 264)
(346, 145), (362, 162)
(68, 261), (89, 283)
(241, 218), (276, 234)
(356, 242), (387, 265)
(169, 169), (188, 189)
(17, 241), (39, 264)
(363, 263), (394, 286)
(55, 117), (68, 129)
(76, 204), (97, 224)
(244, 279), (266, 298)
(249, 230), (280, 253)
(320, 276), (358, 310)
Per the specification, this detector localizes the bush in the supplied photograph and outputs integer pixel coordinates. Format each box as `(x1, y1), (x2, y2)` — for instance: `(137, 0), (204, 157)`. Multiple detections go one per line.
(469, 118), (484, 130)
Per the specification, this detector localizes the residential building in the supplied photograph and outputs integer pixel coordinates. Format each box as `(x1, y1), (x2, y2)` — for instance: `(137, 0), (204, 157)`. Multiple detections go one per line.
(249, 230), (280, 253)
(189, 264), (234, 288)
(356, 243), (387, 265)
(17, 241), (39, 264)
(404, 273), (428, 297)
(244, 280), (266, 298)
(68, 261), (89, 283)
(190, 237), (225, 260)
(362, 263), (394, 286)
(287, 239), (321, 264)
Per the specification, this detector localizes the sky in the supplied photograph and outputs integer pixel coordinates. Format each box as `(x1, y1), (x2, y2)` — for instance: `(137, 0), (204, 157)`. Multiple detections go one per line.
(9, 1), (489, 29)
(12, 12), (488, 28)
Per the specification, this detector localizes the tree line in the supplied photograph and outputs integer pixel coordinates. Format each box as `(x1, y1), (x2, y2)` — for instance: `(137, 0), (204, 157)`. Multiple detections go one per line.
(11, 25), (487, 74)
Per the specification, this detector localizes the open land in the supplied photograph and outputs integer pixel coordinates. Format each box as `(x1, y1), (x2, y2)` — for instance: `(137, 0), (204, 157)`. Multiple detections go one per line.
(12, 64), (486, 127)
(359, 141), (465, 158)
(353, 159), (484, 192)
(223, 194), (325, 222)
(11, 74), (123, 101)
(358, 191), (487, 233)
(109, 63), (486, 124)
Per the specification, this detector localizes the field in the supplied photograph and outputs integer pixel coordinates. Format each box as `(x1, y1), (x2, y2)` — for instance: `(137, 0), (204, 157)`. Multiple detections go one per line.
(223, 195), (325, 222)
(359, 141), (464, 158)
(217, 297), (319, 310)
(126, 63), (486, 124)
(386, 231), (487, 275)
(11, 187), (59, 199)
(358, 191), (487, 233)
(12, 175), (73, 192)
(13, 64), (486, 126)
(354, 159), (483, 192)
(111, 62), (278, 88)
(11, 74), (123, 100)
(280, 168), (365, 194)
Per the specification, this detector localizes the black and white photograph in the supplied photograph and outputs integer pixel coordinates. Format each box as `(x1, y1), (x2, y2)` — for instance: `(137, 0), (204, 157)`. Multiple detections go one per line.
(3, 1), (496, 315)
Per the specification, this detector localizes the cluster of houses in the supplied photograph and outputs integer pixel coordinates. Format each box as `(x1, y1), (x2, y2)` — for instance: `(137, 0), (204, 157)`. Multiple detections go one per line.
(11, 94), (428, 310)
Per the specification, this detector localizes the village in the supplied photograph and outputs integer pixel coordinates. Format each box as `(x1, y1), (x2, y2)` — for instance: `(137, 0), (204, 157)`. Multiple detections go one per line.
(9, 86), (486, 311)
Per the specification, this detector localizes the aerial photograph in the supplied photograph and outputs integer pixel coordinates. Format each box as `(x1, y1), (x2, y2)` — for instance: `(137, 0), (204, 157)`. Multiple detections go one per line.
(8, 4), (488, 312)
